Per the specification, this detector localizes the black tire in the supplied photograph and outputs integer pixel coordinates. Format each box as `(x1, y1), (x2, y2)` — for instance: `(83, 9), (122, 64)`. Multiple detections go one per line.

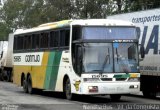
(142, 91), (156, 98)
(0, 74), (2, 81)
(10, 71), (13, 82)
(22, 76), (28, 93)
(64, 78), (75, 100)
(7, 71), (12, 82)
(110, 94), (121, 101)
(2, 70), (9, 82)
(27, 75), (35, 94)
(1, 71), (4, 81)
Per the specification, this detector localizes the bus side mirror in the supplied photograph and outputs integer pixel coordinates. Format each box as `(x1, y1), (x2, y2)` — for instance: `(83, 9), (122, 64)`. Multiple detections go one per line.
(140, 46), (145, 58)
(136, 27), (141, 39)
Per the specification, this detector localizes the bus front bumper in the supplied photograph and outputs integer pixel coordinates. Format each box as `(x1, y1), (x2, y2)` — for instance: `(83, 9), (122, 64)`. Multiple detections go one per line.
(78, 82), (140, 95)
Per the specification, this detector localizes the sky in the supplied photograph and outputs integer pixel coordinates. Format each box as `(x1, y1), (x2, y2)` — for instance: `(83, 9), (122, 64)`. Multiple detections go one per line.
(0, 0), (3, 7)
(0, 0), (5, 6)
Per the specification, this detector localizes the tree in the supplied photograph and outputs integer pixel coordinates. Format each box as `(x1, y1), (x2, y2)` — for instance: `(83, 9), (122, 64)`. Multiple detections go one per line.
(45, 0), (75, 20)
(0, 0), (160, 41)
(73, 0), (112, 18)
(0, 0), (50, 29)
(0, 0), (49, 40)
(0, 22), (11, 40)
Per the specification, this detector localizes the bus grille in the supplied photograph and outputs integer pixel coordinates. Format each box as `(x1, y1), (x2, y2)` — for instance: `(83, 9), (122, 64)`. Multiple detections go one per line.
(115, 78), (127, 81)
(100, 78), (112, 81)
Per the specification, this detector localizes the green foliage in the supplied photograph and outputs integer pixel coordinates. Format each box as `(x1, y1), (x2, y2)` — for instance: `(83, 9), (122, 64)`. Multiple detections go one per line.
(73, 0), (111, 18)
(0, 0), (159, 40)
(0, 22), (11, 40)
(45, 0), (74, 20)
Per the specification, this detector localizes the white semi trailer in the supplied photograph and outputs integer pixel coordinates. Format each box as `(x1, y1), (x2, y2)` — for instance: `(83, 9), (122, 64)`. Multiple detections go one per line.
(0, 33), (13, 81)
(108, 8), (160, 97)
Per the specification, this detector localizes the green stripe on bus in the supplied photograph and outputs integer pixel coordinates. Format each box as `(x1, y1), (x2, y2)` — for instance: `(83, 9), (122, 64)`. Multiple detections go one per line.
(113, 74), (130, 78)
(44, 51), (62, 90)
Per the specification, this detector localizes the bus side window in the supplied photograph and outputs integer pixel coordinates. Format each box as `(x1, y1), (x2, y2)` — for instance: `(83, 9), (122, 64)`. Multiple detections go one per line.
(24, 35), (32, 50)
(24, 36), (27, 50)
(72, 26), (81, 41)
(50, 31), (59, 48)
(50, 31), (54, 47)
(65, 30), (70, 46)
(28, 35), (32, 49)
(76, 46), (82, 74)
(73, 45), (82, 75)
(40, 32), (49, 48)
(60, 30), (65, 47)
(17, 36), (24, 50)
(14, 36), (18, 51)
(60, 29), (70, 47)
(32, 34), (40, 49)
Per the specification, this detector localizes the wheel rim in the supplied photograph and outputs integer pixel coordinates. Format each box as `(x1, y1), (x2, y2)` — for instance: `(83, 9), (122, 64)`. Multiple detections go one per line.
(23, 78), (27, 92)
(28, 77), (32, 93)
(65, 79), (71, 99)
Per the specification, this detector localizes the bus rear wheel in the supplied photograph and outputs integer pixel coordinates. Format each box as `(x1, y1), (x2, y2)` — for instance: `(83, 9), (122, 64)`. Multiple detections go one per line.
(22, 76), (28, 93)
(110, 94), (121, 101)
(27, 75), (35, 94)
(64, 78), (75, 100)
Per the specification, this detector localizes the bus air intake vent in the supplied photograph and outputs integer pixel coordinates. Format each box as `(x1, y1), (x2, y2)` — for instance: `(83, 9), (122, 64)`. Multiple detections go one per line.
(100, 78), (112, 81)
(116, 78), (127, 81)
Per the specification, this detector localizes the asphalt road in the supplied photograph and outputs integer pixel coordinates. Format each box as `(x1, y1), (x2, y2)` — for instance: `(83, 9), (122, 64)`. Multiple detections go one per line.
(0, 81), (160, 110)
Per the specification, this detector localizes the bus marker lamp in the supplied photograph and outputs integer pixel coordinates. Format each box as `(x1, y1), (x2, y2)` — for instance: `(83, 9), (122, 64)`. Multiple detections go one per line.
(129, 85), (138, 89)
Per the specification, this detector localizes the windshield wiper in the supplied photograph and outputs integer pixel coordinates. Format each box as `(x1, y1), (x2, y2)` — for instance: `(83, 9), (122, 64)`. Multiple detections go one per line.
(99, 48), (110, 75)
(116, 48), (119, 63)
(99, 55), (109, 74)
(92, 70), (102, 72)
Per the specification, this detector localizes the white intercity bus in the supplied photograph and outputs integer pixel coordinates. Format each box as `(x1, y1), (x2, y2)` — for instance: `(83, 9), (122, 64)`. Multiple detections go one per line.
(13, 19), (143, 100)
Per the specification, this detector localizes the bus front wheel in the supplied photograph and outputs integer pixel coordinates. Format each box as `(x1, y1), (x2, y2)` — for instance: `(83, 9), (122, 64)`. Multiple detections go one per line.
(142, 91), (156, 98)
(64, 78), (75, 100)
(110, 94), (121, 101)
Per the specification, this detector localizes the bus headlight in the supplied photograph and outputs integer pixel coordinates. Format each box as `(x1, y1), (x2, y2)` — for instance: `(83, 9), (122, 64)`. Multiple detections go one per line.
(83, 78), (100, 82)
(128, 77), (140, 82)
(88, 86), (98, 92)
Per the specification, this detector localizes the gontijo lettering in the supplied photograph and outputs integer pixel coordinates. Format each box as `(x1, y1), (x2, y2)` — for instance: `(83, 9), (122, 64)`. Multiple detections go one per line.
(25, 55), (40, 62)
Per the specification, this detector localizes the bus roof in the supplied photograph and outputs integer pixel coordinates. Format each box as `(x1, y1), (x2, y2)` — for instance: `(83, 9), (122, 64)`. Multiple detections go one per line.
(14, 19), (134, 35)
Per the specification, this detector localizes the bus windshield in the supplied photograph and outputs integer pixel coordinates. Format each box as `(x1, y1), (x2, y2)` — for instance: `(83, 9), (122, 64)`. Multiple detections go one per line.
(83, 43), (113, 73)
(82, 43), (139, 73)
(113, 43), (139, 73)
(82, 27), (137, 40)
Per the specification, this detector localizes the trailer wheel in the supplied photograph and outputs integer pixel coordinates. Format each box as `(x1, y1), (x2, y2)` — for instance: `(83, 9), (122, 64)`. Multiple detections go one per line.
(22, 76), (28, 93)
(0, 69), (3, 81)
(2, 70), (9, 82)
(64, 78), (75, 100)
(110, 94), (121, 101)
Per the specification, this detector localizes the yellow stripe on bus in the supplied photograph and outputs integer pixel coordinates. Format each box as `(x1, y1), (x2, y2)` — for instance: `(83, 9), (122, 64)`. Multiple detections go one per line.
(13, 52), (49, 89)
(34, 52), (49, 89)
